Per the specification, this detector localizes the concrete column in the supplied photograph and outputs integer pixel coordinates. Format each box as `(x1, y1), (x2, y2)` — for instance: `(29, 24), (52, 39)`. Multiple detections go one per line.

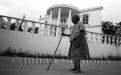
(6, 18), (11, 30)
(48, 11), (53, 36)
(56, 8), (61, 36)
(49, 11), (53, 23)
(68, 10), (72, 34)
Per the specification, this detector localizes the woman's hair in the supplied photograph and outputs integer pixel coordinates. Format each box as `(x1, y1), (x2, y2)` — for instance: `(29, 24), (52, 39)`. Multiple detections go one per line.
(72, 15), (80, 24)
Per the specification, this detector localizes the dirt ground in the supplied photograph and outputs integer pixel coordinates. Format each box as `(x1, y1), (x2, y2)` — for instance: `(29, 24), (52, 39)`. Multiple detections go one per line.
(0, 57), (121, 75)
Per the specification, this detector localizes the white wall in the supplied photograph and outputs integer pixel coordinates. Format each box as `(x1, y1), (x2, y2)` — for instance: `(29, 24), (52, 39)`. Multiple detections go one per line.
(0, 29), (70, 55)
(88, 40), (121, 57)
(0, 29), (121, 57)
(80, 10), (102, 26)
(80, 10), (102, 33)
(86, 27), (102, 34)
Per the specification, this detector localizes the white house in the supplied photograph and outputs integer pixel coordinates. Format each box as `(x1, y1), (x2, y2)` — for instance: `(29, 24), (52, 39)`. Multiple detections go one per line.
(46, 4), (103, 35)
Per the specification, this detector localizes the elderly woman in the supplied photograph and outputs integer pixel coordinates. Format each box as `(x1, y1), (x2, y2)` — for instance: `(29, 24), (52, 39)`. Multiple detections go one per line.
(62, 15), (90, 74)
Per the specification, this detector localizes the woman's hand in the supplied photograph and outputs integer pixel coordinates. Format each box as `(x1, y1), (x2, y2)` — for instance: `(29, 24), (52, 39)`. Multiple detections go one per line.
(61, 33), (70, 37)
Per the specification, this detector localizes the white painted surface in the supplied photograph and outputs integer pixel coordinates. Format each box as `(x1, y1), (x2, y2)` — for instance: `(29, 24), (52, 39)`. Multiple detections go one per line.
(0, 29), (121, 57)
(80, 10), (102, 33)
(80, 10), (102, 26)
(86, 27), (102, 34)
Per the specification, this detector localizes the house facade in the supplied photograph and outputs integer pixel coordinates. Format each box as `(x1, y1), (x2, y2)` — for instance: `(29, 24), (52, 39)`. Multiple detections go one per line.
(45, 4), (103, 36)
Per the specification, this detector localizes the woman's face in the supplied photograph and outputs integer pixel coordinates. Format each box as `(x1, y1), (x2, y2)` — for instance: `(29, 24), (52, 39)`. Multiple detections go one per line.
(72, 15), (80, 24)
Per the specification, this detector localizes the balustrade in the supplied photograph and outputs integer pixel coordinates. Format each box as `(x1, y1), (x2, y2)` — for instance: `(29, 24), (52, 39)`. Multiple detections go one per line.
(0, 15), (121, 46)
(85, 31), (121, 46)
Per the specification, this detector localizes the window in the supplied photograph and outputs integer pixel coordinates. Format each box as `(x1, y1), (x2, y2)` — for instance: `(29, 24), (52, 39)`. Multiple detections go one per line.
(61, 17), (66, 23)
(83, 14), (89, 24)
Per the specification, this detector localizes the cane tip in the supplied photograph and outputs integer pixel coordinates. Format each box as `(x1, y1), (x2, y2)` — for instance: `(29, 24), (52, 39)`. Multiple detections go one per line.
(47, 68), (49, 70)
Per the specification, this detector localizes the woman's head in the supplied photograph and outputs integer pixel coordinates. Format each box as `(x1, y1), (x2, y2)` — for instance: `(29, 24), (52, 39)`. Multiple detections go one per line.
(72, 15), (80, 24)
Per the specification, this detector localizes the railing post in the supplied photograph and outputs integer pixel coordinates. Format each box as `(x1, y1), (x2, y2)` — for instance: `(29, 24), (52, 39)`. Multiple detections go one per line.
(6, 17), (11, 30)
(68, 9), (72, 34)
(110, 35), (113, 45)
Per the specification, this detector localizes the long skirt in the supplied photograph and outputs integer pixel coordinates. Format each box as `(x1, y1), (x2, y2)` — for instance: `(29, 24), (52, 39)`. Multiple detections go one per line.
(68, 30), (90, 59)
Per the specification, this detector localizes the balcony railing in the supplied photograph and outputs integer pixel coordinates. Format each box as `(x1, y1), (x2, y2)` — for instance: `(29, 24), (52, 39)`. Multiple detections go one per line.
(85, 31), (121, 46)
(0, 15), (121, 46)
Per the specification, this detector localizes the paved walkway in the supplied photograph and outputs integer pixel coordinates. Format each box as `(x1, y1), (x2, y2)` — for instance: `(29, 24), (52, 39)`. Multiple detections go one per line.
(0, 57), (121, 75)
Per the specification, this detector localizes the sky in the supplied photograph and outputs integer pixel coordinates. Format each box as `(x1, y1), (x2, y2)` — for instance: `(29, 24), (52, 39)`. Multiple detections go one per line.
(0, 0), (121, 23)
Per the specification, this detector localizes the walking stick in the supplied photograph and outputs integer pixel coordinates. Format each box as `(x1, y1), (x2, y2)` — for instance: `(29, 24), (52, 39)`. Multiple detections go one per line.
(46, 35), (62, 70)
(47, 26), (66, 70)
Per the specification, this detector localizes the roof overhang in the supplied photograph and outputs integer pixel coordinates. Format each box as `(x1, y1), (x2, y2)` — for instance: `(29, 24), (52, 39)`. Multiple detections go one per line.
(80, 6), (103, 13)
(47, 4), (103, 17)
(47, 4), (81, 17)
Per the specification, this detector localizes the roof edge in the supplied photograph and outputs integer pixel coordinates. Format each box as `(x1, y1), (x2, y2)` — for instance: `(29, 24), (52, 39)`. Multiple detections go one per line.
(47, 4), (81, 14)
(80, 6), (103, 13)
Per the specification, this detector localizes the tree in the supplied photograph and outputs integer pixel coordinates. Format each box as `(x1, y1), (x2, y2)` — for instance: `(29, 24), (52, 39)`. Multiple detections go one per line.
(102, 21), (117, 36)
(102, 21), (121, 46)
(115, 22), (121, 37)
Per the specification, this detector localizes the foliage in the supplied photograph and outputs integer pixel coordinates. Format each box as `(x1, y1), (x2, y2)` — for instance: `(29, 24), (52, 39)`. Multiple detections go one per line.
(115, 22), (121, 37)
(102, 21), (116, 35)
(102, 21), (121, 36)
